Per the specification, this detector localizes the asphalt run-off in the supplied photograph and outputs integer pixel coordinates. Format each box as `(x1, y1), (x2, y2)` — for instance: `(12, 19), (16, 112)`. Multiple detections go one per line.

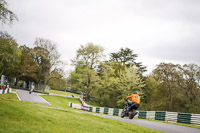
(16, 90), (51, 105)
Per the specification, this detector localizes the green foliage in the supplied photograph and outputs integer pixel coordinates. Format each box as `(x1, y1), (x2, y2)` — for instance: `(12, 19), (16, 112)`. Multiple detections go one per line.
(0, 31), (21, 77)
(117, 66), (145, 107)
(70, 65), (100, 100)
(48, 70), (67, 90)
(33, 38), (63, 86)
(142, 63), (200, 113)
(93, 62), (121, 107)
(110, 47), (147, 73)
(70, 45), (145, 108)
(71, 43), (105, 69)
(15, 45), (40, 84)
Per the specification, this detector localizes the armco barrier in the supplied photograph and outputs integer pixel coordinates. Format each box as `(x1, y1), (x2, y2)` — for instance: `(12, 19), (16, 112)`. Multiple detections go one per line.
(191, 114), (200, 125)
(96, 107), (100, 113)
(69, 101), (200, 126)
(104, 107), (109, 114)
(146, 111), (155, 120)
(155, 111), (166, 121)
(177, 113), (191, 124)
(113, 109), (119, 116)
(138, 111), (146, 119)
(0, 88), (12, 94)
(165, 112), (178, 123)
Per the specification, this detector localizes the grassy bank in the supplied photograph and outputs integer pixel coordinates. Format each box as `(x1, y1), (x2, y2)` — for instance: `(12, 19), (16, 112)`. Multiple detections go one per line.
(49, 89), (80, 97)
(0, 93), (161, 133)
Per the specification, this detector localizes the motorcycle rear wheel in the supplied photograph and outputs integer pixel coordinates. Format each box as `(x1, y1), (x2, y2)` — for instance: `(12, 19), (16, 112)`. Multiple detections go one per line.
(129, 112), (134, 119)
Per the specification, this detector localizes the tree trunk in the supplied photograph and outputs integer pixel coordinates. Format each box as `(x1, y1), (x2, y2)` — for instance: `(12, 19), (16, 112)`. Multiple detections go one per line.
(0, 67), (5, 78)
(168, 86), (173, 111)
(26, 81), (29, 89)
(14, 78), (19, 86)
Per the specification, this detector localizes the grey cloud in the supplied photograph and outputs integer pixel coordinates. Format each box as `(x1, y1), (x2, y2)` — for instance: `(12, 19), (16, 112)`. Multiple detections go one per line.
(150, 40), (200, 64)
(2, 0), (200, 72)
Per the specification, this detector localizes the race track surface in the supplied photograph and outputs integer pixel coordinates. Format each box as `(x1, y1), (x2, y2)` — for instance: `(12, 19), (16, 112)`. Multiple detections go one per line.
(94, 114), (200, 133)
(16, 90), (51, 105)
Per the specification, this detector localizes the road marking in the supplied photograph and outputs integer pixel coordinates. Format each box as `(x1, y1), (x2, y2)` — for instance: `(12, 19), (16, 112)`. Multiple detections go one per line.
(16, 90), (21, 101)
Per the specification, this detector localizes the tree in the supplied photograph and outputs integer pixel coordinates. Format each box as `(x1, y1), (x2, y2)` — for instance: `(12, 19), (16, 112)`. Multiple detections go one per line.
(71, 43), (105, 69)
(152, 63), (181, 111)
(143, 63), (200, 113)
(0, 31), (21, 78)
(110, 48), (147, 73)
(178, 64), (200, 113)
(0, 0), (18, 25)
(141, 75), (169, 111)
(70, 43), (105, 100)
(48, 70), (67, 90)
(94, 62), (120, 107)
(70, 65), (100, 100)
(92, 62), (145, 108)
(117, 66), (145, 107)
(33, 46), (51, 85)
(33, 38), (62, 85)
(14, 45), (40, 87)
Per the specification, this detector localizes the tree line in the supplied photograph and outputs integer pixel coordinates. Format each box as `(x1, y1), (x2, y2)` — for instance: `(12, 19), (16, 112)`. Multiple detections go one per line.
(70, 43), (200, 113)
(0, 32), (67, 90)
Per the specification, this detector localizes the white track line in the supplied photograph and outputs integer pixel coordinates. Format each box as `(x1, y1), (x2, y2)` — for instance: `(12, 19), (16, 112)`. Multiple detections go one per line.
(16, 90), (21, 101)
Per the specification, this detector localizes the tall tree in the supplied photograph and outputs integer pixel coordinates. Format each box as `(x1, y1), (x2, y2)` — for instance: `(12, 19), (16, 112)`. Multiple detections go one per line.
(70, 65), (100, 100)
(14, 45), (40, 87)
(152, 63), (181, 111)
(33, 38), (62, 85)
(93, 62), (145, 108)
(33, 46), (51, 85)
(0, 0), (18, 25)
(70, 43), (104, 100)
(0, 31), (21, 77)
(178, 64), (200, 113)
(110, 48), (147, 73)
(71, 43), (105, 69)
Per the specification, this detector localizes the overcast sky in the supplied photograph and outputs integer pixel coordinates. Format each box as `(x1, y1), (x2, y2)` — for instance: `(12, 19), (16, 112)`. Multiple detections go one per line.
(2, 0), (200, 74)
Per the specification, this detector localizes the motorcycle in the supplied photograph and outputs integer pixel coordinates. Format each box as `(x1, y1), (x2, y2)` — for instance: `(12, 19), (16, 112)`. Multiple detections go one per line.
(121, 99), (138, 119)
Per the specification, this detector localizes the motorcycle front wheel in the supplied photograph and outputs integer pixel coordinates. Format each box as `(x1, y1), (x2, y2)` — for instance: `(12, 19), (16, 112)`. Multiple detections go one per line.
(121, 108), (126, 118)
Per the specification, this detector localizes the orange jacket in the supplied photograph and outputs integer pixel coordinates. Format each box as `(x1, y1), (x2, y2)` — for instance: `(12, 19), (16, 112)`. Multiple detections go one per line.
(126, 94), (140, 104)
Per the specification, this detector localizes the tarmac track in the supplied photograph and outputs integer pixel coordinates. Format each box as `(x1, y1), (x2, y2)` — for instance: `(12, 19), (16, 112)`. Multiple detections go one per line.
(16, 90), (51, 105)
(93, 113), (200, 133)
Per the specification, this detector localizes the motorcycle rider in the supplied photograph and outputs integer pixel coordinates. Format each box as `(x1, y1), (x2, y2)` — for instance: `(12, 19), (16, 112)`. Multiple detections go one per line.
(126, 91), (140, 116)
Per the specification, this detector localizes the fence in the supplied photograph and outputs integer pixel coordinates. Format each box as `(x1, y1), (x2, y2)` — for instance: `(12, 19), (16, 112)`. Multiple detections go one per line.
(69, 102), (200, 126)
(0, 87), (12, 94)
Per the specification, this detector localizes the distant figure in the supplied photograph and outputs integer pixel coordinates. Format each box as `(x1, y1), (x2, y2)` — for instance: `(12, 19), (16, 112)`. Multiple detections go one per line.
(29, 88), (34, 94)
(72, 95), (74, 98)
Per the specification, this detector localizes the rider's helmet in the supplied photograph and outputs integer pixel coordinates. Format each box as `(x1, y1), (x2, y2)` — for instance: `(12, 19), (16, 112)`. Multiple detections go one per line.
(133, 91), (139, 94)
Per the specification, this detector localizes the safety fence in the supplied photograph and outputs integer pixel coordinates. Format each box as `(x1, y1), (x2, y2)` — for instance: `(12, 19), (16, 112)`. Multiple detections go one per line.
(135, 111), (200, 125)
(69, 102), (123, 116)
(0, 86), (12, 94)
(69, 102), (200, 126)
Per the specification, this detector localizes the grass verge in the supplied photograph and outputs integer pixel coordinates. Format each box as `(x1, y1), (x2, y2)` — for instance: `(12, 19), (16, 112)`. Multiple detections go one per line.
(49, 89), (80, 97)
(0, 93), (161, 133)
